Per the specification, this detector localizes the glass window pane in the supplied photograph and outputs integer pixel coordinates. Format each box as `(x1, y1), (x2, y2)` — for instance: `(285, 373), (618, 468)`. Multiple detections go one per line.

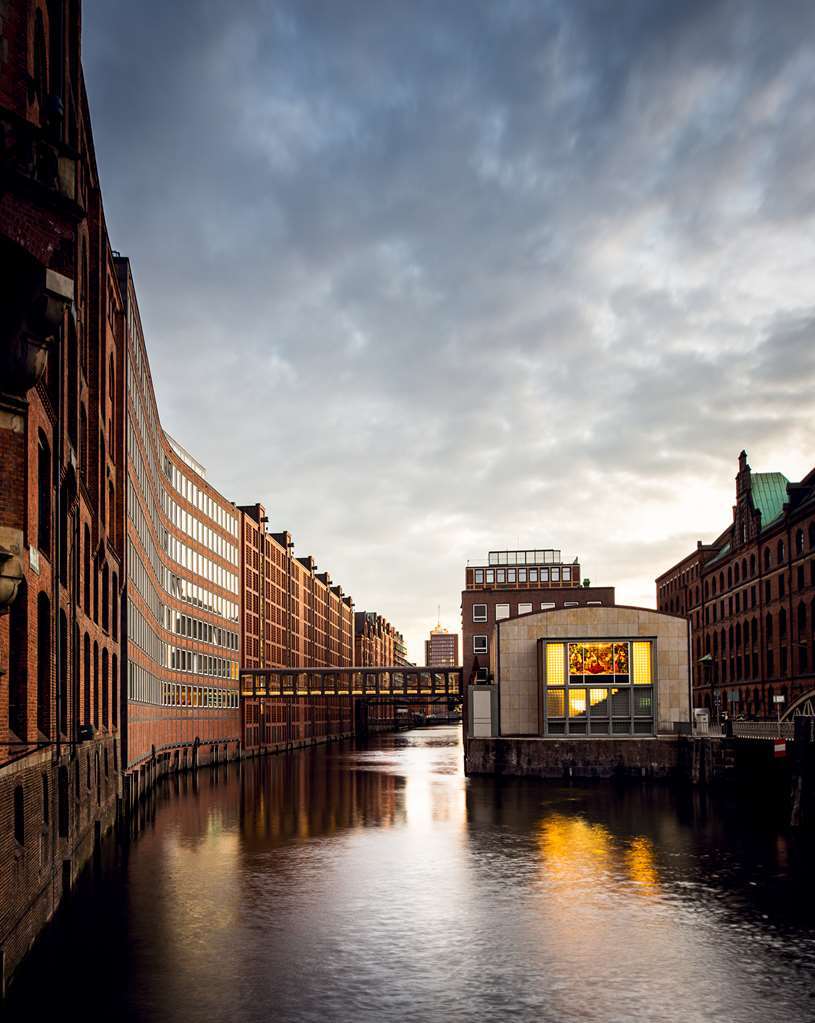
(589, 688), (609, 715)
(633, 687), (653, 716)
(568, 689), (587, 718)
(546, 689), (565, 718)
(546, 644), (565, 685)
(611, 687), (631, 717)
(632, 642), (652, 684)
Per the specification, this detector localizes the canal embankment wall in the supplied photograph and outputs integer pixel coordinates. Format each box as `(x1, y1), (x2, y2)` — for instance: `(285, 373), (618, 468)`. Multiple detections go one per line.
(465, 722), (815, 826)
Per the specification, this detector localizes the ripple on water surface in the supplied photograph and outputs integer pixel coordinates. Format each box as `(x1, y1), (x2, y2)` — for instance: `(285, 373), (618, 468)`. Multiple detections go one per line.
(6, 726), (815, 1023)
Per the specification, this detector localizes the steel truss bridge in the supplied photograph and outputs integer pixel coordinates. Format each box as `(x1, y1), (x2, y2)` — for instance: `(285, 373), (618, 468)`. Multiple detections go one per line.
(240, 666), (463, 702)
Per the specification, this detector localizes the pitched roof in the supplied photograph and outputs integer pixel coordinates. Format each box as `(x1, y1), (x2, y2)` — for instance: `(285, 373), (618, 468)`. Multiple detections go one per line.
(752, 472), (789, 530)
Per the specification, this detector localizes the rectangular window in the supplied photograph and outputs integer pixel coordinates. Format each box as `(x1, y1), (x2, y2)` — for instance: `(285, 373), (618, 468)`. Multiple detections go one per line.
(476, 667), (488, 682)
(563, 566), (571, 581)
(507, 569), (516, 583)
(496, 604), (510, 621)
(475, 570), (484, 584)
(546, 689), (565, 718)
(473, 635), (488, 654)
(541, 602), (555, 611)
(540, 568), (549, 582)
(545, 643), (565, 685)
(486, 570), (495, 583)
(496, 570), (505, 583)
(518, 603), (533, 615)
(473, 604), (487, 622)
(552, 567), (560, 582)
(518, 569), (527, 583)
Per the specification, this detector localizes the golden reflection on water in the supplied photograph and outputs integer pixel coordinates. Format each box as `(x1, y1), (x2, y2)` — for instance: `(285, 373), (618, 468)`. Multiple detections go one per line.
(538, 814), (660, 895)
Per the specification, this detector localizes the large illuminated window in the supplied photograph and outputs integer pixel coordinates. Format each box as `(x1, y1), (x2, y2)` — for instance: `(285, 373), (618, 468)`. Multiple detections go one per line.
(540, 640), (655, 736)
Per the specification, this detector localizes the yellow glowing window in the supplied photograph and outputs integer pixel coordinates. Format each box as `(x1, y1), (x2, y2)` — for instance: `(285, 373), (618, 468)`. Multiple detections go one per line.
(546, 689), (565, 718)
(632, 642), (652, 685)
(568, 689), (587, 717)
(546, 643), (565, 685)
(589, 688), (609, 714)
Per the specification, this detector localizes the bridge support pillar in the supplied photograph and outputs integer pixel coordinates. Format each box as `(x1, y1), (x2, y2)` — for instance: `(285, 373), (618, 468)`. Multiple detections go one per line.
(354, 698), (368, 739)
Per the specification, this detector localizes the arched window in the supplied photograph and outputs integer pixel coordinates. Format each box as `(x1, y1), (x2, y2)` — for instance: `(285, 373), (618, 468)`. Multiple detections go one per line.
(111, 572), (118, 640)
(8, 580), (28, 738)
(112, 653), (118, 727)
(108, 482), (115, 541)
(102, 649), (109, 729)
(777, 539), (785, 563)
(93, 641), (99, 729)
(764, 548), (771, 571)
(809, 522), (815, 551)
(779, 607), (787, 637)
(99, 431), (106, 525)
(38, 431), (52, 555)
(83, 523), (90, 614)
(79, 403), (88, 481)
(83, 632), (91, 725)
(735, 562), (741, 585)
(766, 613), (773, 642)
(719, 571), (724, 593)
(101, 562), (109, 632)
(704, 581), (709, 599)
(796, 529), (805, 557)
(727, 567), (733, 589)
(59, 609), (68, 735)
(37, 591), (51, 737)
(58, 765), (69, 838)
(33, 9), (48, 106)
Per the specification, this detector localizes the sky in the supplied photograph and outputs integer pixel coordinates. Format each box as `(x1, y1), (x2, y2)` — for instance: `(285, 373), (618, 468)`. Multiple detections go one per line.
(83, 0), (815, 663)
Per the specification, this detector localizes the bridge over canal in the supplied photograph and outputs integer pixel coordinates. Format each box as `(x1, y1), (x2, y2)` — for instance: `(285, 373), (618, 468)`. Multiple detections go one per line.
(240, 666), (463, 753)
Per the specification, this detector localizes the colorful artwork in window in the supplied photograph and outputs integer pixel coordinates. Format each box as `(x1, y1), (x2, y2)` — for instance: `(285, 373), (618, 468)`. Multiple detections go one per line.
(568, 642), (629, 678)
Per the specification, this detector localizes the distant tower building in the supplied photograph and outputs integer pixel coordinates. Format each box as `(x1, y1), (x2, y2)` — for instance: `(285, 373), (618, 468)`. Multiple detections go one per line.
(425, 617), (459, 667)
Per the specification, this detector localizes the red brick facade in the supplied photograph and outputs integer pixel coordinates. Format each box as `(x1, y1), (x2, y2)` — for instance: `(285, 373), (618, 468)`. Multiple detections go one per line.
(239, 504), (355, 671)
(657, 452), (815, 721)
(0, 0), (122, 987)
(354, 610), (404, 667)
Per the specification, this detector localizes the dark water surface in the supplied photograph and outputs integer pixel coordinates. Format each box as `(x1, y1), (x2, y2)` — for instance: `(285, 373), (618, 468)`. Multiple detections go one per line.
(5, 726), (815, 1022)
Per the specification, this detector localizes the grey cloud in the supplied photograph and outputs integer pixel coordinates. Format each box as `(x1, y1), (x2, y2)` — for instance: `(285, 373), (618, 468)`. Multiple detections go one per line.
(84, 0), (815, 658)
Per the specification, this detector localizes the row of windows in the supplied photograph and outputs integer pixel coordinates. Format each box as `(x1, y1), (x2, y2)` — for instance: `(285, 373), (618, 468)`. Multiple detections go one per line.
(164, 530), (239, 595)
(129, 599), (166, 667)
(487, 550), (563, 566)
(127, 660), (238, 708)
(661, 523), (815, 603)
(161, 682), (239, 709)
(168, 646), (238, 680)
(166, 570), (239, 624)
(165, 608), (238, 651)
(164, 492), (239, 566)
(164, 456), (239, 537)
(473, 566), (573, 585)
(473, 600), (603, 622)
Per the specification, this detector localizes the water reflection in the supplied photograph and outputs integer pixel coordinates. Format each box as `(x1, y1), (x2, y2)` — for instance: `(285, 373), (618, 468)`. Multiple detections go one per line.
(5, 726), (815, 1023)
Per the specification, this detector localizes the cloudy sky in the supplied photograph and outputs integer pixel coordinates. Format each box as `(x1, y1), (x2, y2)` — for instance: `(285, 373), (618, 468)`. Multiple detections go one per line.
(83, 0), (815, 662)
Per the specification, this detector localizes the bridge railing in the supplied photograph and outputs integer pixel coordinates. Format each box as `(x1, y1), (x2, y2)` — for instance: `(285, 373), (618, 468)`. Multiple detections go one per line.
(240, 666), (463, 700)
(730, 720), (796, 741)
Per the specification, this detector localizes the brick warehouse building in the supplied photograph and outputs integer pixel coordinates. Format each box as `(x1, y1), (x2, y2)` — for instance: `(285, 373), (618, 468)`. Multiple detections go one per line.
(657, 452), (815, 722)
(461, 549), (616, 685)
(239, 502), (354, 670)
(0, 0), (124, 985)
(117, 257), (242, 785)
(354, 610), (404, 667)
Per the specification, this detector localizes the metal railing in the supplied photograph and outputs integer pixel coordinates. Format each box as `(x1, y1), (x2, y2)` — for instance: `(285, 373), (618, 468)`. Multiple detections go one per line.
(729, 720), (796, 741)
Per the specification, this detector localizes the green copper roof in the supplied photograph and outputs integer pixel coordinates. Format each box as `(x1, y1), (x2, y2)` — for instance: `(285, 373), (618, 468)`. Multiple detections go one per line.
(752, 472), (789, 530)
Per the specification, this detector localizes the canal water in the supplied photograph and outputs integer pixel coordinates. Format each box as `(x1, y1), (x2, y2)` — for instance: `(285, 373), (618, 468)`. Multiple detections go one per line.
(5, 726), (815, 1022)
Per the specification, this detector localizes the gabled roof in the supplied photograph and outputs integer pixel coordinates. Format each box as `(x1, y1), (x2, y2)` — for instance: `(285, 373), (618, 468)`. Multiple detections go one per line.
(752, 472), (789, 530)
